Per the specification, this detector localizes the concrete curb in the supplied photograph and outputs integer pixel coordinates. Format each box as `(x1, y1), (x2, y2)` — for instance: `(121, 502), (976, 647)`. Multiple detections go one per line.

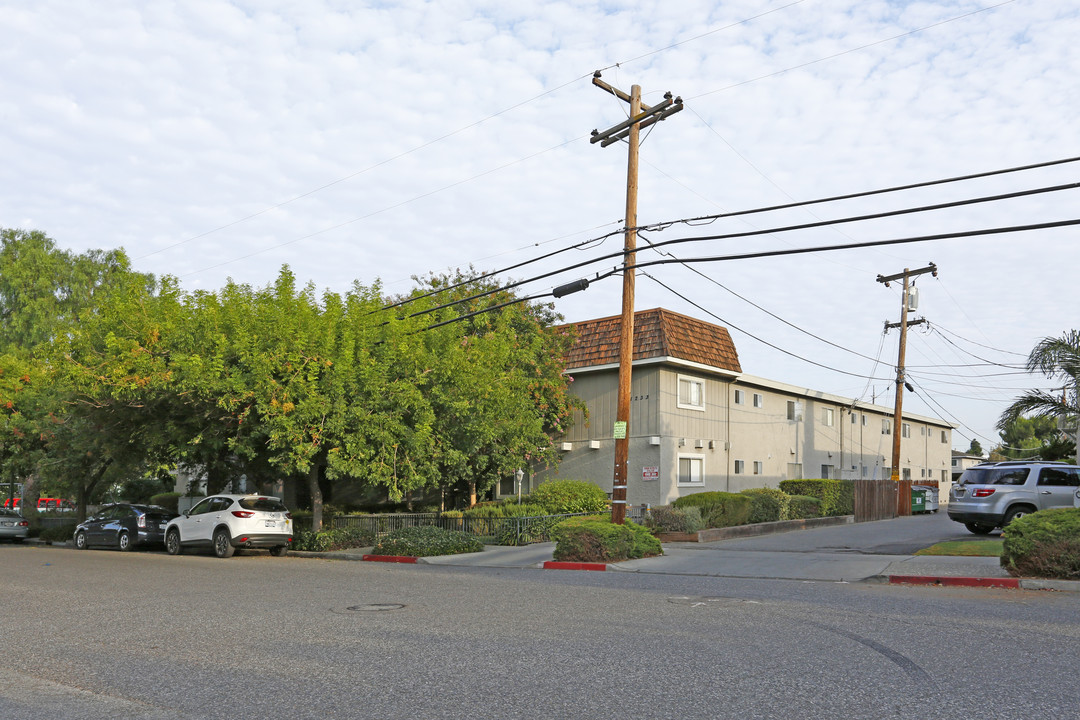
(542, 560), (607, 572)
(886, 574), (1080, 592)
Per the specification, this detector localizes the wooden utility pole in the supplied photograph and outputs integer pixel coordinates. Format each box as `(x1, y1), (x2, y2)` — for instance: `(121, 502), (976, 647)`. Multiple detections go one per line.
(591, 72), (682, 524)
(877, 263), (936, 515)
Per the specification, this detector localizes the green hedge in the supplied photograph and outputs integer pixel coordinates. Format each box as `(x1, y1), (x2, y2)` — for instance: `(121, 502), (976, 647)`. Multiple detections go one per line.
(291, 526), (375, 552)
(1000, 508), (1080, 579)
(551, 516), (661, 562)
(370, 526), (484, 557)
(39, 521), (79, 543)
(778, 479), (853, 516)
(528, 480), (609, 514)
(786, 494), (822, 520)
(741, 487), (790, 523)
(672, 491), (752, 528)
(645, 505), (704, 534)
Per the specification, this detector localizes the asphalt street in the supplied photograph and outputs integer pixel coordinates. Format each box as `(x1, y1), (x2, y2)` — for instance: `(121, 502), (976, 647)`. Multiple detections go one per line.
(2, 512), (1078, 720)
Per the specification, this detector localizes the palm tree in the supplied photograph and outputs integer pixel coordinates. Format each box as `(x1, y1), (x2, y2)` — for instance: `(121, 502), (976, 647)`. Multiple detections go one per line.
(998, 330), (1080, 462)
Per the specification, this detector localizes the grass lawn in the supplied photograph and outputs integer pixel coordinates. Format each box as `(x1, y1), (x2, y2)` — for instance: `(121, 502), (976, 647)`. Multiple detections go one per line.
(914, 539), (1003, 557)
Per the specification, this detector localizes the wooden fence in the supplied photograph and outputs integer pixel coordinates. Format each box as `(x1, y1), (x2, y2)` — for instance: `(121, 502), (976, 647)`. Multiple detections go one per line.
(854, 479), (901, 522)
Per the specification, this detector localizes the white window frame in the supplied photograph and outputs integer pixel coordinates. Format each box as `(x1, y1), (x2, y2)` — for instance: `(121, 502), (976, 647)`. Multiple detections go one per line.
(823, 407), (834, 427)
(753, 393), (764, 408)
(677, 454), (705, 486)
(882, 419), (892, 435)
(753, 461), (763, 475)
(734, 459), (745, 475)
(902, 423), (911, 438)
(734, 389), (744, 405)
(677, 375), (705, 411)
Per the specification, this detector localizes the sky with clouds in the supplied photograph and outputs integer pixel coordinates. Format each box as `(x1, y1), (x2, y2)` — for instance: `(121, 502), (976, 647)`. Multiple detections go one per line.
(2, 0), (1077, 453)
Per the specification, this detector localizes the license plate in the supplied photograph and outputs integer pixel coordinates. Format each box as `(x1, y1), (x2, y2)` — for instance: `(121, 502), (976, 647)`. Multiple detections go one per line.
(0, 521), (11, 527)
(265, 520), (278, 528)
(159, 523), (167, 530)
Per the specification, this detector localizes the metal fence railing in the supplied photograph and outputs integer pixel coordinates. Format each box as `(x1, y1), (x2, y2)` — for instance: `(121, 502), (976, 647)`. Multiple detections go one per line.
(293, 512), (595, 545)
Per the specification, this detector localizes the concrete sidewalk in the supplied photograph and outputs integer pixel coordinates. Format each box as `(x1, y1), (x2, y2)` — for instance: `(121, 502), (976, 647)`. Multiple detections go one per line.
(365, 512), (1080, 592)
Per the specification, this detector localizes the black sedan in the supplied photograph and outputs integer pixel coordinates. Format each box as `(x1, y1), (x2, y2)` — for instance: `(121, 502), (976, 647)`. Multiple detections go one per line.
(74, 503), (178, 551)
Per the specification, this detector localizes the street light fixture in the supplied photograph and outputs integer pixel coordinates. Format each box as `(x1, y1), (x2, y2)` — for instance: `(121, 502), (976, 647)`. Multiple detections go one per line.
(515, 468), (524, 504)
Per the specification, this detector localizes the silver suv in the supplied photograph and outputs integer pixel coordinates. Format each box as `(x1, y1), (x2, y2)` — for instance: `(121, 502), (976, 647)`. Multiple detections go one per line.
(948, 460), (1080, 534)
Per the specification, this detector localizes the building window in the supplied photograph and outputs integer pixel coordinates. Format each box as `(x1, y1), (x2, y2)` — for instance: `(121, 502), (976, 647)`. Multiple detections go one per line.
(734, 460), (745, 474)
(823, 408), (834, 427)
(851, 413), (857, 425)
(753, 461), (763, 475)
(753, 393), (764, 408)
(861, 465), (868, 478)
(821, 464), (835, 479)
(678, 375), (705, 411)
(902, 423), (911, 438)
(941, 470), (948, 483)
(787, 401), (802, 421)
(734, 389), (744, 405)
(862, 415), (868, 426)
(920, 426), (926, 436)
(902, 468), (912, 481)
(678, 455), (704, 486)
(882, 419), (891, 435)
(941, 430), (947, 443)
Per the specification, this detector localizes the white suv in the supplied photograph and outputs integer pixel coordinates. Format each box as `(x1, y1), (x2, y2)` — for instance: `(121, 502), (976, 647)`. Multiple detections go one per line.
(165, 494), (293, 558)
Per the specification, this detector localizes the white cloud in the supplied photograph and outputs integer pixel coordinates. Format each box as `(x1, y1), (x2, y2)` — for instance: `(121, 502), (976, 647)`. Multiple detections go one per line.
(1, 0), (1077, 449)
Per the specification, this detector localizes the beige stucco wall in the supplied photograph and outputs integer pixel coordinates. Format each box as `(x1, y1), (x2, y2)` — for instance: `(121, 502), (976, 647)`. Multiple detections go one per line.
(533, 364), (954, 509)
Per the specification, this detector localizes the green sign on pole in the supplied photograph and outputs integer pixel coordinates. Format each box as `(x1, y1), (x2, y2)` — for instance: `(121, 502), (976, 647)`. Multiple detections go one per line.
(613, 421), (627, 439)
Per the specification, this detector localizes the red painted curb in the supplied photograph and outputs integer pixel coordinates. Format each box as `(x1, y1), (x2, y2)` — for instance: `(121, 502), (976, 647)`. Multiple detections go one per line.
(543, 561), (607, 572)
(362, 554), (418, 564)
(889, 575), (1020, 589)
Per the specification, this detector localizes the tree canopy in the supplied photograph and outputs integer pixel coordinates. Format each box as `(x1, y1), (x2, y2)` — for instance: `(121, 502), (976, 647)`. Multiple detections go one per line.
(1, 228), (581, 528)
(997, 330), (1080, 462)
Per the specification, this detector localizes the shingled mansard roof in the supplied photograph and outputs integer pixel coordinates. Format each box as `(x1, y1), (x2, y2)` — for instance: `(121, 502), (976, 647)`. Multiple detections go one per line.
(560, 307), (742, 375)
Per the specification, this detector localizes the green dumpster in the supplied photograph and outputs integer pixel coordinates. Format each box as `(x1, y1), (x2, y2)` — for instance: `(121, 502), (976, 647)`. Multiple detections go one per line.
(910, 487), (926, 514)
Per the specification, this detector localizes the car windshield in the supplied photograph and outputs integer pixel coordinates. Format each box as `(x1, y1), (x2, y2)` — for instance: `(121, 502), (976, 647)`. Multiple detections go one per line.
(0, 508), (20, 517)
(238, 497), (288, 512)
(959, 466), (1030, 486)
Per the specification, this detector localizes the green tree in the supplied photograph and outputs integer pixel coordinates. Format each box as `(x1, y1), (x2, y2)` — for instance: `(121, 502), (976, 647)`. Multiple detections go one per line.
(966, 439), (983, 456)
(998, 330), (1080, 463)
(406, 270), (581, 507)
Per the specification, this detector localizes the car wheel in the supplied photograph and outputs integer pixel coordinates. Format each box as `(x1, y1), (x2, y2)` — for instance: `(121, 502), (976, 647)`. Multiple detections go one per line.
(213, 528), (235, 558)
(964, 522), (995, 535)
(1003, 506), (1036, 526)
(74, 530), (88, 550)
(118, 532), (132, 552)
(165, 528), (181, 556)
(270, 546), (288, 557)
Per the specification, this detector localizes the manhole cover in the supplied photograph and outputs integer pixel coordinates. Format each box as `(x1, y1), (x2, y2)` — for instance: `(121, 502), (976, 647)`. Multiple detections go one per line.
(345, 603), (406, 612)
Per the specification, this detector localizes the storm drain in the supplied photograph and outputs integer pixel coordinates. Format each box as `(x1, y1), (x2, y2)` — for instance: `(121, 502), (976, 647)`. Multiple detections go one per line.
(667, 596), (763, 608)
(333, 603), (407, 614)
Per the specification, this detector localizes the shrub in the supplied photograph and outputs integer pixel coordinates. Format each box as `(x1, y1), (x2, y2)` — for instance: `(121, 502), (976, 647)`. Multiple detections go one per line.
(149, 492), (181, 514)
(528, 480), (608, 514)
(291, 526), (376, 552)
(370, 526), (484, 557)
(786, 494), (822, 520)
(672, 491), (752, 528)
(39, 522), (79, 544)
(741, 487), (790, 523)
(778, 480), (854, 516)
(1000, 508), (1080, 579)
(645, 505), (704, 534)
(551, 517), (662, 562)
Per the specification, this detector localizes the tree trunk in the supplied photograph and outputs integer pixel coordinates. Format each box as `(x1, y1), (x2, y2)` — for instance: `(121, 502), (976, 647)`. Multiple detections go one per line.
(308, 464), (323, 533)
(468, 480), (477, 508)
